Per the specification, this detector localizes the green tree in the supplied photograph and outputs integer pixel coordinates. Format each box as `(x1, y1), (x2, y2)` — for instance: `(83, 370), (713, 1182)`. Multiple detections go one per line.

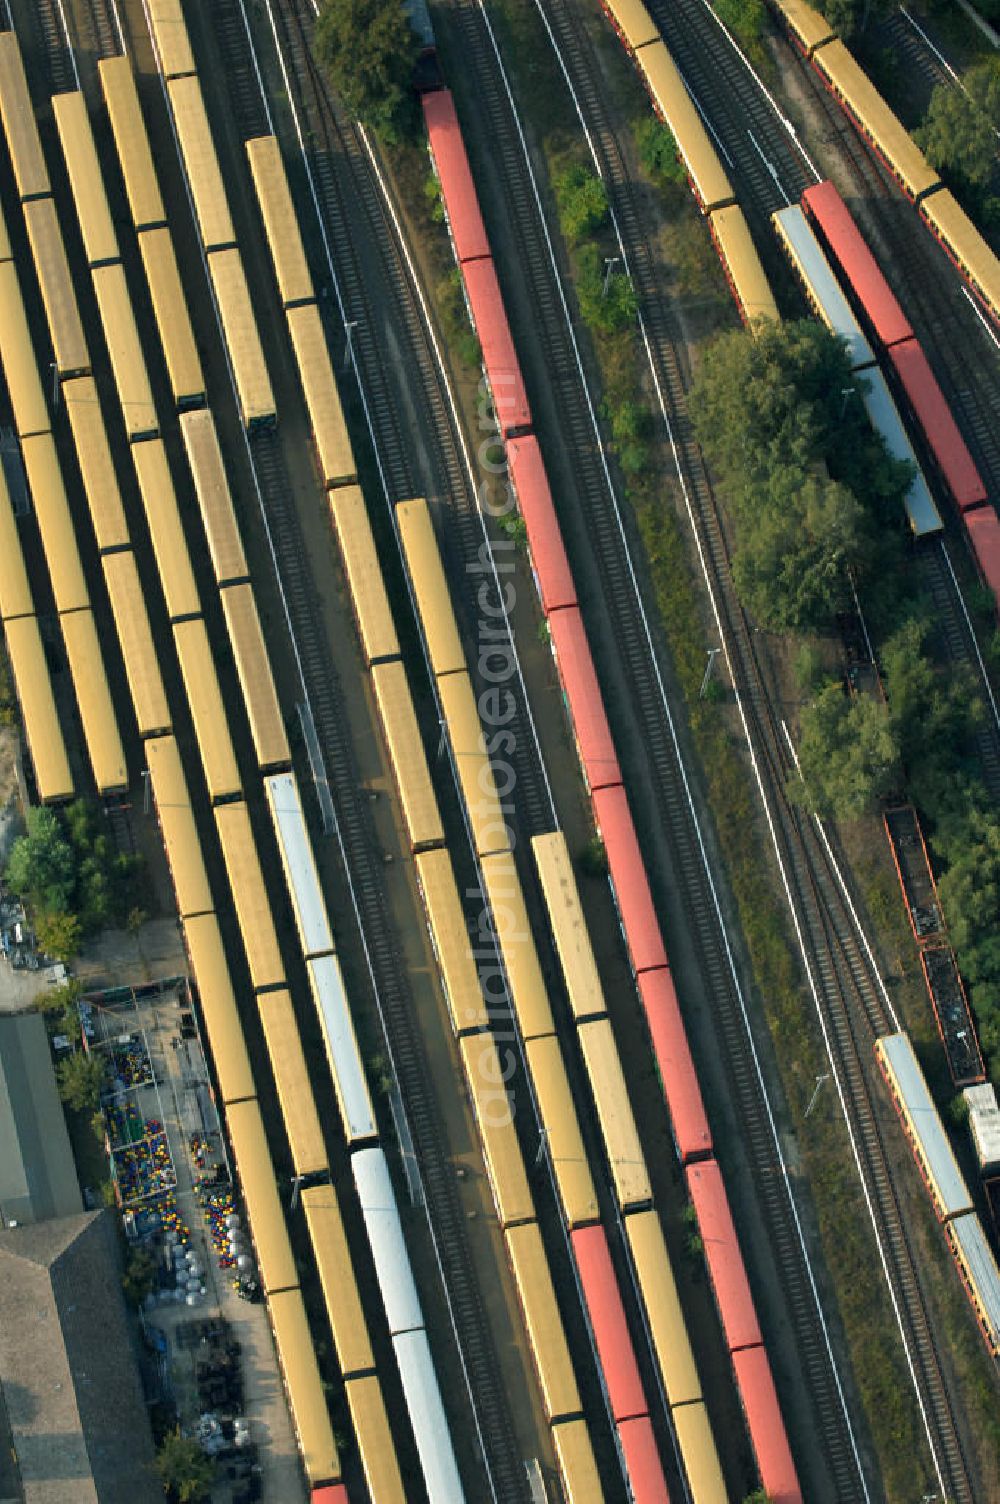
(577, 243), (637, 332)
(123, 1246), (158, 1308)
(881, 618), (979, 804)
(35, 910), (82, 963)
(34, 976), (84, 1018)
(314, 0), (417, 142)
(635, 117), (686, 188)
(56, 1050), (106, 1112)
(936, 811), (1000, 954)
(792, 680), (900, 819)
(155, 1430), (215, 1504)
(916, 63), (1000, 189)
(716, 0), (765, 45)
(554, 163), (609, 245)
(820, 0), (893, 37)
(5, 807), (75, 913)
(742, 1491), (772, 1504)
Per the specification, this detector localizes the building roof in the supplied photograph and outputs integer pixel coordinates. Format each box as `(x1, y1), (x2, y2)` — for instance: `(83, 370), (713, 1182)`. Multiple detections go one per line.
(0, 1211), (160, 1504)
(0, 1014), (82, 1226)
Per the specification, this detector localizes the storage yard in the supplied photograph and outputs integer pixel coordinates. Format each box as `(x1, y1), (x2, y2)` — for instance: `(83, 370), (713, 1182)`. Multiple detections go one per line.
(0, 0), (998, 1501)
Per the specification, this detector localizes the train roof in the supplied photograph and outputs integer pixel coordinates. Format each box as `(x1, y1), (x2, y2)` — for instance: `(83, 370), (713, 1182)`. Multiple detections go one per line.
(637, 41), (734, 212)
(306, 953), (376, 1143)
(53, 91), (120, 268)
(592, 784), (667, 974)
(858, 368), (941, 536)
(146, 737), (213, 920)
(801, 180), (913, 348)
(571, 1223), (646, 1422)
(548, 607), (621, 791)
(815, 42), (940, 201)
(887, 339), (987, 511)
(329, 485), (399, 665)
(180, 410), (248, 583)
(605, 0), (660, 51)
(220, 584), (290, 769)
(634, 969), (714, 1169)
(773, 204), (874, 370)
(60, 609), (127, 794)
(525, 1034), (599, 1225)
(268, 1290), (340, 1488)
(4, 618), (73, 803)
(671, 1403), (727, 1501)
(300, 1184), (375, 1378)
(422, 89), (490, 266)
(168, 76), (234, 249)
(182, 914), (255, 1107)
(415, 848), (491, 1034)
(256, 990), (327, 1178)
(245, 135), (316, 308)
(265, 772), (335, 959)
(99, 56), (167, 231)
(965, 1082), (1000, 1172)
(505, 434), (577, 612)
(462, 256), (532, 434)
(505, 1221), (581, 1421)
(711, 205), (779, 326)
(350, 1147), (423, 1337)
(921, 188), (1000, 322)
(625, 1210), (701, 1406)
(579, 1018), (651, 1208)
(950, 1213), (1000, 1351)
(0, 31), (50, 200)
(778, 0), (836, 55)
(877, 1033), (973, 1218)
(732, 1345), (802, 1504)
(344, 1375), (405, 1504)
(396, 496), (466, 678)
(551, 1420), (601, 1503)
(392, 1329), (465, 1504)
(62, 378), (130, 551)
(531, 831), (606, 1023)
(685, 1159), (762, 1350)
(616, 1416), (670, 1499)
(962, 507), (1000, 606)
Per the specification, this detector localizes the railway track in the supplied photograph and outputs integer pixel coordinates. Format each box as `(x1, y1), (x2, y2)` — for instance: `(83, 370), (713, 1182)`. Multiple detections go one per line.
(528, 2), (980, 1498)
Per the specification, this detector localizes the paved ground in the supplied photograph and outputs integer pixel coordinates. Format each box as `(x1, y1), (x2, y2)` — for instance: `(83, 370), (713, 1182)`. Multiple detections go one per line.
(91, 984), (305, 1504)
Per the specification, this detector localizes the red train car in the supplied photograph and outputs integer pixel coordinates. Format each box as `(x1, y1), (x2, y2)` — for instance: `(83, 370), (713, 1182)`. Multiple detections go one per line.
(548, 606), (621, 791)
(462, 256), (532, 435)
(571, 1224), (648, 1422)
(801, 180), (912, 349)
(617, 1415), (672, 1504)
(965, 506), (1000, 604)
(685, 1160), (762, 1352)
(888, 340), (987, 512)
(731, 1346), (802, 1504)
(506, 434), (577, 611)
(592, 784), (668, 975)
(311, 1487), (348, 1503)
(637, 968), (713, 1163)
(422, 89), (490, 265)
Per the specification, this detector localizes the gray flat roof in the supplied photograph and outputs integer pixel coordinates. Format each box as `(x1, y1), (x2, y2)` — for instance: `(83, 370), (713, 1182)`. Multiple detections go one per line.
(0, 1014), (82, 1225)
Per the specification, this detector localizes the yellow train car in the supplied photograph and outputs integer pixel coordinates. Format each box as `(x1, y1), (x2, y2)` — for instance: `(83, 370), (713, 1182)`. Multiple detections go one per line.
(636, 41), (735, 212)
(138, 227), (205, 406)
(344, 1376), (406, 1504)
(814, 40), (940, 201)
(214, 800), (285, 991)
(219, 583), (290, 769)
(60, 608), (127, 794)
(578, 1017), (651, 1211)
(603, 0), (659, 51)
(98, 56), (167, 231)
(551, 1419), (602, 1504)
(91, 262), (158, 439)
(524, 1034), (600, 1227)
(267, 1288), (340, 1489)
(775, 0), (836, 57)
(0, 194), (10, 261)
(245, 135), (316, 308)
(167, 76), (235, 250)
(531, 831), (606, 1023)
(920, 189), (1000, 329)
(300, 1183), (377, 1379)
(329, 484), (399, 665)
(52, 91), (120, 267)
(225, 1098), (299, 1295)
(0, 467), (34, 621)
(102, 551), (171, 736)
(131, 438), (200, 621)
(286, 303), (354, 486)
(172, 617), (242, 802)
(673, 1402), (728, 1504)
(182, 911), (256, 1105)
(179, 409), (247, 584)
(23, 198), (90, 375)
(146, 735), (213, 919)
(478, 851), (554, 1039)
(4, 616), (73, 802)
(0, 32), (50, 201)
(414, 847), (491, 1035)
(437, 671), (510, 859)
(459, 1032), (534, 1228)
(505, 1222), (582, 1422)
(208, 249), (276, 429)
(256, 989), (327, 1178)
(625, 1209), (702, 1407)
(146, 0), (197, 80)
(62, 378), (130, 551)
(21, 433), (90, 614)
(371, 659), (444, 850)
(710, 205), (780, 326)
(395, 496), (466, 678)
(0, 260), (49, 437)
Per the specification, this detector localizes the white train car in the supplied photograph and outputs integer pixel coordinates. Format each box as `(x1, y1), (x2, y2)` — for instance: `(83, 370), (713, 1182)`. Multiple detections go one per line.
(264, 772), (335, 959)
(306, 955), (376, 1145)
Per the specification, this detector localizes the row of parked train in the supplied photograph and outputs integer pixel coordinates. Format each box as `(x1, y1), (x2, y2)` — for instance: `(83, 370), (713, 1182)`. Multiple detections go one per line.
(423, 77), (801, 1503)
(0, 11), (474, 1501)
(599, 0), (1000, 1364)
